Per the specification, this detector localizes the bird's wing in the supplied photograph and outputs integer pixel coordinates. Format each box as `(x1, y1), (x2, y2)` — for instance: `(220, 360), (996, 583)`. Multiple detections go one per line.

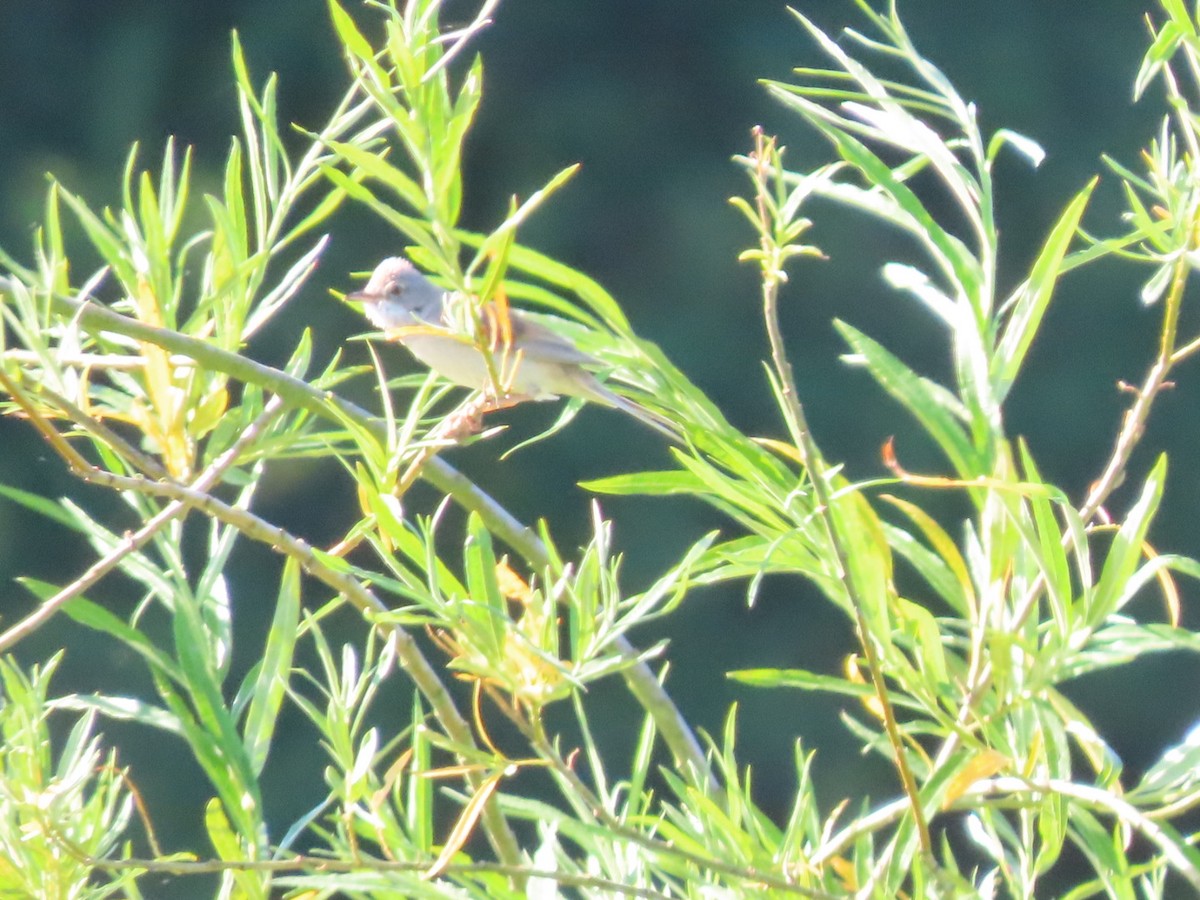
(500, 310), (602, 367)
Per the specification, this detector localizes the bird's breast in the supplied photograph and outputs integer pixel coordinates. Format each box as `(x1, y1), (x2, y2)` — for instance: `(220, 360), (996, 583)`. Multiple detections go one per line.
(402, 332), (570, 400)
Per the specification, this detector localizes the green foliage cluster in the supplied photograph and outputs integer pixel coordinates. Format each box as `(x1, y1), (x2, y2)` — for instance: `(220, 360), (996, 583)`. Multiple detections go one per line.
(2, 0), (1200, 896)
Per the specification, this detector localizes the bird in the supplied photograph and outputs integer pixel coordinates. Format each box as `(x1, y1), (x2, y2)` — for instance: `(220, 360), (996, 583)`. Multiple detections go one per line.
(346, 257), (679, 439)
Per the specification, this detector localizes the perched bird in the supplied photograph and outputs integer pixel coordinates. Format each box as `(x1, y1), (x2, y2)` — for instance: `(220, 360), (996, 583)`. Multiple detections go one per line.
(347, 257), (678, 439)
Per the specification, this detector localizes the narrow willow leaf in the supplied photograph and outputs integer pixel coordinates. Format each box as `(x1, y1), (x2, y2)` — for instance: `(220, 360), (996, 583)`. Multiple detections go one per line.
(882, 494), (975, 616)
(328, 0), (385, 81)
(465, 513), (503, 609)
(1135, 19), (1185, 99)
(56, 593), (183, 682)
(894, 594), (948, 686)
(56, 186), (136, 288)
(423, 770), (503, 881)
(828, 483), (894, 632)
(221, 139), (249, 265)
(1017, 440), (1074, 634)
(324, 138), (428, 213)
(1131, 718), (1200, 804)
(462, 512), (506, 654)
(51, 693), (183, 735)
(241, 557), (301, 776)
(835, 319), (976, 475)
(205, 798), (268, 897)
(1088, 455), (1166, 627)
(245, 234), (329, 338)
(730, 667), (930, 713)
(170, 593), (262, 821)
(0, 482), (84, 530)
(939, 749), (1009, 810)
(455, 231), (631, 330)
(319, 164), (442, 261)
(882, 522), (966, 615)
(992, 180), (1094, 401)
(580, 470), (708, 496)
(788, 101), (983, 300)
(470, 164), (581, 274)
(986, 128), (1046, 168)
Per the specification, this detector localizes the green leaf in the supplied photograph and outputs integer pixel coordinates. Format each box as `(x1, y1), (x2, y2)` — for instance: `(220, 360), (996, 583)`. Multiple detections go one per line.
(222, 139), (249, 262)
(828, 483), (893, 629)
(169, 590), (262, 828)
(205, 797), (240, 859)
(328, 0), (382, 75)
(991, 180), (1094, 401)
(56, 185), (136, 289)
(240, 557), (301, 776)
(205, 798), (269, 897)
(470, 164), (581, 276)
(894, 595), (947, 686)
(1131, 717), (1200, 805)
(57, 594), (183, 683)
(455, 231), (631, 331)
(986, 128), (1046, 168)
(696, 533), (826, 592)
(1136, 18), (1185, 99)
(462, 512), (506, 653)
(43, 182), (67, 293)
(882, 522), (965, 615)
(51, 693), (183, 735)
(730, 667), (879, 700)
(0, 482), (84, 530)
(783, 99), (983, 301)
(1087, 455), (1166, 627)
(324, 138), (427, 213)
(318, 164), (443, 261)
(835, 319), (976, 475)
(1017, 440), (1074, 634)
(580, 470), (707, 496)
(880, 496), (974, 616)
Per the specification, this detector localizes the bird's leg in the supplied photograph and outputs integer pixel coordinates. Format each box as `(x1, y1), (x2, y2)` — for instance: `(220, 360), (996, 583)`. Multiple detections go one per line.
(438, 396), (490, 440)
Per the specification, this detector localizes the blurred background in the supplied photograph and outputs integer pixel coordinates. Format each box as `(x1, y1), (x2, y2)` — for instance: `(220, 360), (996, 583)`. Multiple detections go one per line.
(0, 0), (1196, 893)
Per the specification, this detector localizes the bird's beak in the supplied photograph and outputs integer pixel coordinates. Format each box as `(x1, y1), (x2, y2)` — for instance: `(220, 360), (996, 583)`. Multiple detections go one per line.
(345, 289), (379, 305)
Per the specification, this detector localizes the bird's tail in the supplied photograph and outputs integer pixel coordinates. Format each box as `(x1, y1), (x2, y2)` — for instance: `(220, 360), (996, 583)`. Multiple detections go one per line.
(588, 381), (683, 442)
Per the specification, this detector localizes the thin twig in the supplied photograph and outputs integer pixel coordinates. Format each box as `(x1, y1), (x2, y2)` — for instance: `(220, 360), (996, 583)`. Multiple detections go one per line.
(16, 382), (170, 480)
(747, 127), (931, 856)
(1080, 254), (1186, 521)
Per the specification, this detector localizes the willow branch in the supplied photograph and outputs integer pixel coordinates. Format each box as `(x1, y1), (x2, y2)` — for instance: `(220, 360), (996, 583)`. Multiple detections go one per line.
(77, 853), (674, 899)
(0, 351), (524, 869)
(747, 129), (931, 855)
(0, 377), (281, 652)
(1080, 250), (1188, 521)
(34, 291), (713, 791)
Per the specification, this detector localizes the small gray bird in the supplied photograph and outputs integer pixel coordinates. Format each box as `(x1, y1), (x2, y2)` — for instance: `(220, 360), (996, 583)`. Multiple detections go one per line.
(347, 257), (678, 439)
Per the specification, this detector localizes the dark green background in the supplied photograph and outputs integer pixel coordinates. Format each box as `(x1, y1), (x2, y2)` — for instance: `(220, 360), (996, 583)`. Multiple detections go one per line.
(1, 0), (1197, 890)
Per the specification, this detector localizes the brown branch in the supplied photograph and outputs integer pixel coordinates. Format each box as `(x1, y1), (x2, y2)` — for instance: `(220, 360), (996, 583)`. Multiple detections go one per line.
(0, 382), (283, 652)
